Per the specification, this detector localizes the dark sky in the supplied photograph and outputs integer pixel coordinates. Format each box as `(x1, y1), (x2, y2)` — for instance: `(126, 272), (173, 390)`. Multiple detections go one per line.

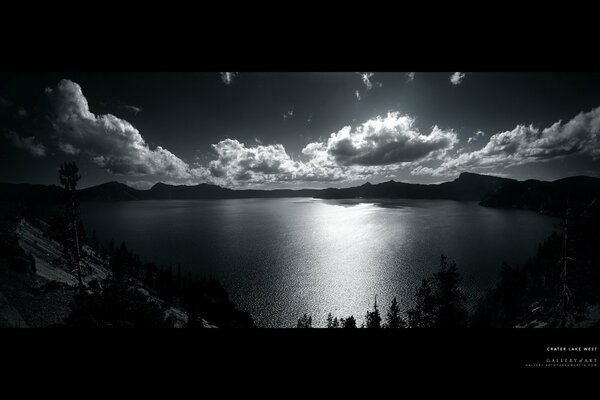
(1, 72), (600, 189)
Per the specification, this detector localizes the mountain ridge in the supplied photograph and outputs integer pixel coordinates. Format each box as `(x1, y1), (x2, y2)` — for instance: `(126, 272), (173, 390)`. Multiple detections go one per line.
(2, 173), (600, 214)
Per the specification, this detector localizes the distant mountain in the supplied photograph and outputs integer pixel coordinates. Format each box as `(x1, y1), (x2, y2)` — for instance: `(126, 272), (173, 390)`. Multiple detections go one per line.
(139, 182), (321, 200)
(3, 173), (600, 214)
(79, 181), (143, 202)
(77, 172), (514, 202)
(315, 172), (514, 201)
(479, 175), (600, 216)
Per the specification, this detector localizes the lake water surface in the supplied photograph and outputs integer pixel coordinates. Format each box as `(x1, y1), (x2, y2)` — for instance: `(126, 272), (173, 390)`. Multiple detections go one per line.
(81, 198), (559, 327)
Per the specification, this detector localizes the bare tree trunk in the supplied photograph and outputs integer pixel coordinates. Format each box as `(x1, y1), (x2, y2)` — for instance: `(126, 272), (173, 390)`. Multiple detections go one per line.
(73, 217), (83, 288)
(559, 205), (572, 327)
(69, 196), (83, 289)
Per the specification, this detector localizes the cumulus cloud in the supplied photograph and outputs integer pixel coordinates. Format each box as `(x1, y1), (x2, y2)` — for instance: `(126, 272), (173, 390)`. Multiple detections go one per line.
(47, 79), (191, 178)
(467, 130), (485, 143)
(6, 130), (47, 157)
(406, 72), (415, 82)
(305, 112), (458, 167)
(204, 139), (348, 184)
(199, 112), (460, 185)
(208, 139), (295, 181)
(220, 72), (238, 85)
(412, 106), (600, 176)
(355, 90), (361, 101)
(450, 72), (466, 85)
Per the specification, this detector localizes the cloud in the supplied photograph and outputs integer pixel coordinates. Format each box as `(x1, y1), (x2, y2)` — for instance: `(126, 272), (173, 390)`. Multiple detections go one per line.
(207, 139), (302, 184)
(6, 130), (47, 157)
(220, 72), (238, 85)
(199, 112), (460, 185)
(360, 72), (374, 90)
(283, 107), (294, 120)
(124, 180), (156, 190)
(58, 142), (80, 155)
(205, 139), (355, 185)
(304, 112), (458, 167)
(450, 72), (466, 85)
(357, 72), (382, 91)
(467, 130), (485, 143)
(406, 72), (415, 82)
(412, 106), (600, 176)
(121, 105), (143, 115)
(46, 79), (191, 178)
(306, 115), (313, 127)
(355, 90), (361, 101)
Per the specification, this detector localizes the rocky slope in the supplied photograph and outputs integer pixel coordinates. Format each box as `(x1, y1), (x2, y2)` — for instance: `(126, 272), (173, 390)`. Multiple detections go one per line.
(0, 217), (198, 328)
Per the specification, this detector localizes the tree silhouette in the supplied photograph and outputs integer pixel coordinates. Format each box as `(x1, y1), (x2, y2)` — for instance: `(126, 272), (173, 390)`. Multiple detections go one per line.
(326, 313), (339, 328)
(59, 162), (81, 191)
(433, 255), (468, 328)
(407, 279), (436, 328)
(557, 206), (574, 327)
(339, 315), (357, 328)
(297, 313), (312, 328)
(408, 255), (468, 328)
(58, 162), (83, 288)
(384, 297), (406, 328)
(365, 296), (382, 328)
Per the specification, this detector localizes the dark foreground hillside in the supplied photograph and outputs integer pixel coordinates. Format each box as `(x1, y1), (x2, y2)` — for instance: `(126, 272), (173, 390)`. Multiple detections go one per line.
(472, 195), (600, 328)
(0, 201), (255, 328)
(480, 176), (600, 217)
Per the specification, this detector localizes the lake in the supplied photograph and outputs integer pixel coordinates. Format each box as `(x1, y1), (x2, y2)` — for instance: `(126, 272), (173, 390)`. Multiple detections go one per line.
(81, 198), (559, 327)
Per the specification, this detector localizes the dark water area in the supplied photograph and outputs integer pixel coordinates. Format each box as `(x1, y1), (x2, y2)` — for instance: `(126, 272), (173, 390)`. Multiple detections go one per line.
(81, 198), (559, 327)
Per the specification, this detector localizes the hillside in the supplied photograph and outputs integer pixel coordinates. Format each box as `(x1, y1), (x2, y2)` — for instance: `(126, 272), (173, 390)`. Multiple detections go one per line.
(479, 176), (600, 216)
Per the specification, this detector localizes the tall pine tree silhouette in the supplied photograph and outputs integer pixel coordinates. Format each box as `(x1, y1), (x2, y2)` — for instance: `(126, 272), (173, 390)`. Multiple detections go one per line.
(408, 255), (468, 328)
(58, 162), (83, 288)
(365, 296), (382, 328)
(384, 297), (406, 328)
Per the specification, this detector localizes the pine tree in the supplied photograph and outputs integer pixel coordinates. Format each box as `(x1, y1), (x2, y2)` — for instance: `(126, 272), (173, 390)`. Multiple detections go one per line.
(365, 296), (382, 328)
(384, 297), (406, 328)
(58, 162), (83, 288)
(326, 313), (339, 328)
(558, 206), (574, 327)
(297, 313), (312, 328)
(407, 278), (436, 328)
(407, 255), (468, 328)
(340, 315), (357, 328)
(432, 255), (468, 328)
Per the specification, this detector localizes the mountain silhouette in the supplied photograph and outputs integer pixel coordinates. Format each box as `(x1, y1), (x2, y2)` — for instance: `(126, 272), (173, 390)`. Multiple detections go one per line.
(2, 173), (599, 213)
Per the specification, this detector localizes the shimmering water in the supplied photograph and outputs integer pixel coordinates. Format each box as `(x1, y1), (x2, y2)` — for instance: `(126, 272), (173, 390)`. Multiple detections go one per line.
(81, 198), (559, 327)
